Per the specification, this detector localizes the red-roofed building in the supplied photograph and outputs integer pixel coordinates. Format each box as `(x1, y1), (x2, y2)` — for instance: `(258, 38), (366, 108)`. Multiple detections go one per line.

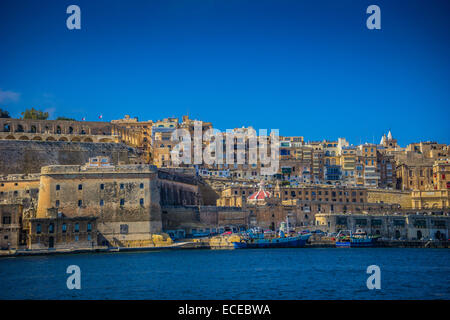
(248, 181), (271, 202)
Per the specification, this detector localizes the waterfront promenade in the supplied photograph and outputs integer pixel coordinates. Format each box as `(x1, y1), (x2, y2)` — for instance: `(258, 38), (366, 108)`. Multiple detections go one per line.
(1, 238), (448, 258)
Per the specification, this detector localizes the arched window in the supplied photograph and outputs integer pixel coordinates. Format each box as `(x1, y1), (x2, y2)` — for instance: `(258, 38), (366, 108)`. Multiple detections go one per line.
(56, 126), (61, 134)
(30, 125), (37, 133)
(16, 124), (24, 132)
(68, 127), (73, 134)
(3, 123), (11, 132)
(49, 223), (54, 233)
(417, 230), (422, 240)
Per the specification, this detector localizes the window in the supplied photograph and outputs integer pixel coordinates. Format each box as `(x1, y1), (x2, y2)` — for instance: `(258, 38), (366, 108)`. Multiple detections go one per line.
(78, 184), (82, 190)
(36, 224), (41, 234)
(140, 198), (144, 206)
(56, 185), (60, 191)
(75, 235), (79, 242)
(74, 223), (79, 233)
(120, 224), (128, 234)
(49, 223), (54, 233)
(78, 200), (82, 207)
(2, 216), (11, 224)
(55, 200), (60, 207)
(140, 183), (144, 189)
(100, 184), (104, 190)
(62, 223), (67, 233)
(371, 219), (382, 226)
(120, 199), (125, 206)
(87, 234), (91, 241)
(100, 199), (104, 206)
(87, 223), (92, 232)
(120, 183), (124, 189)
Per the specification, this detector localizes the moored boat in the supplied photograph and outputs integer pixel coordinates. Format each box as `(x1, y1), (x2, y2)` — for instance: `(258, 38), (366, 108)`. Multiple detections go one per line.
(233, 233), (311, 249)
(232, 224), (311, 249)
(335, 229), (379, 248)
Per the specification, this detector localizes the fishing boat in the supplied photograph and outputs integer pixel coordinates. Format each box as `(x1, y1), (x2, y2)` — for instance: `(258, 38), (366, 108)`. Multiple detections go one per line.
(335, 229), (379, 248)
(232, 220), (311, 249)
(233, 232), (311, 249)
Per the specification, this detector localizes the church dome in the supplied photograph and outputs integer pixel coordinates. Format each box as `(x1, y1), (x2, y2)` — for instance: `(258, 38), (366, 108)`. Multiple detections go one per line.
(248, 181), (271, 201)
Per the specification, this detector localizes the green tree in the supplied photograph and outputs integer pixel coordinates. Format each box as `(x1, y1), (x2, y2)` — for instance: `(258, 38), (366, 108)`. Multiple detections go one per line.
(56, 116), (76, 121)
(0, 108), (11, 118)
(21, 108), (49, 120)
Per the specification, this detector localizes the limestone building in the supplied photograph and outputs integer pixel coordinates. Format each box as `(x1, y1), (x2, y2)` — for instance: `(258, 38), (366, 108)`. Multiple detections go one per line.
(315, 212), (449, 241)
(34, 157), (162, 247)
(0, 204), (23, 249)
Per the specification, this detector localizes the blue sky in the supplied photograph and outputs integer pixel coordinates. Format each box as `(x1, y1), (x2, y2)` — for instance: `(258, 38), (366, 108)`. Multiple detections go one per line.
(0, 0), (449, 146)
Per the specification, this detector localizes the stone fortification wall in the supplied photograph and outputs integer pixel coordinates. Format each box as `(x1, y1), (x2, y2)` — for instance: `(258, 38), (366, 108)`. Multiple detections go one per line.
(0, 140), (139, 174)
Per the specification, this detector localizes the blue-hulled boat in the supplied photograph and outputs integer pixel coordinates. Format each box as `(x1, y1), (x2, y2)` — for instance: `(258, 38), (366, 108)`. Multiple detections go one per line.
(232, 227), (311, 249)
(335, 229), (379, 248)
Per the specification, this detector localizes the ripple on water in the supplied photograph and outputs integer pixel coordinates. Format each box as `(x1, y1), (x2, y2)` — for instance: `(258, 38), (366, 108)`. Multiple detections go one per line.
(0, 248), (449, 299)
